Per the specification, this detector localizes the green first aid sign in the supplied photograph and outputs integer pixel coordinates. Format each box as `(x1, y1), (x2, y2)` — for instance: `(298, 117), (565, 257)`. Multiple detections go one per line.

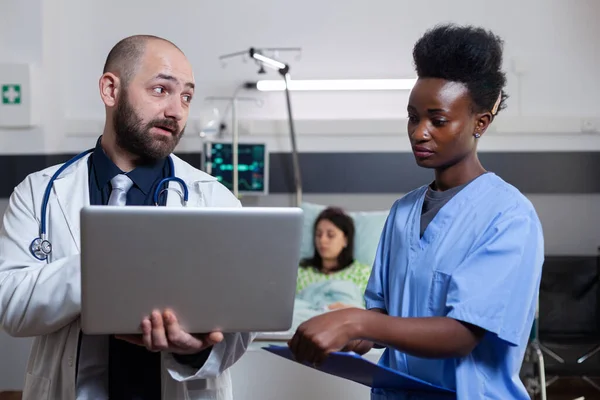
(2, 84), (21, 105)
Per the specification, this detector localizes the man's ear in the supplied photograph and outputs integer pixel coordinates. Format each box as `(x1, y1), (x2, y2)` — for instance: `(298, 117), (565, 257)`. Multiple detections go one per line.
(99, 72), (121, 107)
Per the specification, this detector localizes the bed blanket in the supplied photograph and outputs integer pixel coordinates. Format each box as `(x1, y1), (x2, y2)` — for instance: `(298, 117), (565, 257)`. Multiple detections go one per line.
(290, 279), (365, 330)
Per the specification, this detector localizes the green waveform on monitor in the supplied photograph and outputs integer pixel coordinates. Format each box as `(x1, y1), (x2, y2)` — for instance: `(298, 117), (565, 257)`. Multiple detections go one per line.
(217, 162), (263, 172)
(207, 143), (267, 193)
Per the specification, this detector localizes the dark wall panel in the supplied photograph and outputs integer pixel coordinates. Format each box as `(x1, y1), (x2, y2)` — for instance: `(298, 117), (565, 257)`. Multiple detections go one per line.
(269, 152), (600, 194)
(1, 151), (599, 197)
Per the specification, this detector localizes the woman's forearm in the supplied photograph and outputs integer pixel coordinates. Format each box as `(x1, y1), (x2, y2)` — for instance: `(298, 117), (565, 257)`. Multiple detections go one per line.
(354, 311), (485, 358)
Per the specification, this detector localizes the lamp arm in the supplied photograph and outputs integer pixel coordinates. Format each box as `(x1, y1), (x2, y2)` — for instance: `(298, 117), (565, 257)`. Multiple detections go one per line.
(282, 72), (302, 206)
(249, 48), (302, 206)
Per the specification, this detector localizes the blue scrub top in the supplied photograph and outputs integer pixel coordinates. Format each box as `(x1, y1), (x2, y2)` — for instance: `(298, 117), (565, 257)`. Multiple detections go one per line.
(364, 173), (544, 399)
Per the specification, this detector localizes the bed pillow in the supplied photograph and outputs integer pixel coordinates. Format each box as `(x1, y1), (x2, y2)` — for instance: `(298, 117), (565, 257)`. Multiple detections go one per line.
(299, 202), (390, 268)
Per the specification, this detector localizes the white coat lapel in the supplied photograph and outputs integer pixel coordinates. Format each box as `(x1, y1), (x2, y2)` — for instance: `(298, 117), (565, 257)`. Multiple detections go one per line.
(52, 158), (90, 251)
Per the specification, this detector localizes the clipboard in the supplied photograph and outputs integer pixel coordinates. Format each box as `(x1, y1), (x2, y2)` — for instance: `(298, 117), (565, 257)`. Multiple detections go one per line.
(262, 345), (455, 394)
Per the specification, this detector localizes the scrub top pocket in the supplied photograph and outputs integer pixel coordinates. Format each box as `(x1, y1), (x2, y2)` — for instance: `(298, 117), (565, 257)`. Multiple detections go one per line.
(427, 270), (452, 317)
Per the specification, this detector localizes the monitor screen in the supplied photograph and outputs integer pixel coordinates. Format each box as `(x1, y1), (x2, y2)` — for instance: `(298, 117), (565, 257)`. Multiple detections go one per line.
(202, 142), (269, 195)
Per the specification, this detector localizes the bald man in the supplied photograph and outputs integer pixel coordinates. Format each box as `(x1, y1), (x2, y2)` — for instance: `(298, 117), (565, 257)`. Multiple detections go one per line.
(0, 35), (254, 400)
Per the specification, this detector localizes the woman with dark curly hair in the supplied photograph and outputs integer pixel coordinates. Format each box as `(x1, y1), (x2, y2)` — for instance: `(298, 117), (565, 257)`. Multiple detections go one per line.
(288, 24), (544, 399)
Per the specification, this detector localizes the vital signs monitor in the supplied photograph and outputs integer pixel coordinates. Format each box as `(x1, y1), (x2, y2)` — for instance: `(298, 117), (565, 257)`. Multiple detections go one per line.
(201, 142), (269, 195)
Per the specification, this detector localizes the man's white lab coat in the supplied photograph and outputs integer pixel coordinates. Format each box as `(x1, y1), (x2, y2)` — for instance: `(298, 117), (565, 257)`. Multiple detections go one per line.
(0, 153), (255, 400)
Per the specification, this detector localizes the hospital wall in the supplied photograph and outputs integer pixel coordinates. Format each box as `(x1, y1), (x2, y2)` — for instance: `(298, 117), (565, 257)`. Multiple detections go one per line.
(1, 0), (600, 392)
(1, 0), (600, 153)
(1, 0), (599, 255)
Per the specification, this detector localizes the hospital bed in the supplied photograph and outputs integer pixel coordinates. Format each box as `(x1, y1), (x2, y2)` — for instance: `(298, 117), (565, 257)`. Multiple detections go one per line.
(253, 201), (389, 341)
(234, 202), (389, 399)
(230, 341), (384, 400)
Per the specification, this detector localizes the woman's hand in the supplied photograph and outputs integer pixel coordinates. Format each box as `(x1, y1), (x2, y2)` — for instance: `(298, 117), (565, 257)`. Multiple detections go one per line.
(288, 308), (365, 366)
(341, 339), (376, 355)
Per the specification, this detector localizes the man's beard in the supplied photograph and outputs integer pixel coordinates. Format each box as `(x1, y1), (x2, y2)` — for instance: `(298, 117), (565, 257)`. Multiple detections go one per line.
(113, 91), (185, 164)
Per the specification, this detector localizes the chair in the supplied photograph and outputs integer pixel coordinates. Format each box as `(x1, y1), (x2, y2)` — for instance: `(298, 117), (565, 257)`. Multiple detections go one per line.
(524, 302), (547, 400)
(574, 248), (600, 390)
(538, 251), (600, 392)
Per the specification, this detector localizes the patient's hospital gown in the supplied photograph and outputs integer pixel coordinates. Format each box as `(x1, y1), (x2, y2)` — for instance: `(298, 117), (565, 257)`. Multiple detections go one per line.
(364, 173), (544, 400)
(296, 260), (372, 296)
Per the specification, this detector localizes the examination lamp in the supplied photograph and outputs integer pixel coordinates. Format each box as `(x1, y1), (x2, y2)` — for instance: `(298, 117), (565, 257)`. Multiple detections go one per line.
(248, 47), (302, 207)
(246, 78), (417, 92)
(249, 48), (289, 74)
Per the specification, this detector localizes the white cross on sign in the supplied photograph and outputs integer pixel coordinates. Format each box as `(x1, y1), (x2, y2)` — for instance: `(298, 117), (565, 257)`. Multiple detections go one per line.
(2, 85), (21, 104)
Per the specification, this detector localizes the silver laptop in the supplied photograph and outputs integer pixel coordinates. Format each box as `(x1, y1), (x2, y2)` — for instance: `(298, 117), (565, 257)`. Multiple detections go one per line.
(79, 205), (303, 335)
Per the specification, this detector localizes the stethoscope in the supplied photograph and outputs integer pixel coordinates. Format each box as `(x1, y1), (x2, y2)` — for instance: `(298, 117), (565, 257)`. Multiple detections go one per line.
(30, 149), (189, 261)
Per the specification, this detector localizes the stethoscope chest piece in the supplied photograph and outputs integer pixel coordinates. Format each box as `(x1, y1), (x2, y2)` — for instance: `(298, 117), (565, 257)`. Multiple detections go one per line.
(30, 237), (52, 261)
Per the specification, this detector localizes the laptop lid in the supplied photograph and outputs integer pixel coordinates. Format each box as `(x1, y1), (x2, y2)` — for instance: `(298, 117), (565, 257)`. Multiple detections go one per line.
(80, 206), (303, 335)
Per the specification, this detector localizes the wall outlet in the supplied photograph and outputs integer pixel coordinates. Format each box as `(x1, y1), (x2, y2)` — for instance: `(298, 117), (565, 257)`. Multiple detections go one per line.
(581, 119), (599, 133)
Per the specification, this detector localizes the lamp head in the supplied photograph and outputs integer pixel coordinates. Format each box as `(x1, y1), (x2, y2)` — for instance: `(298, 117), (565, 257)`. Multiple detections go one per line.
(249, 47), (289, 75)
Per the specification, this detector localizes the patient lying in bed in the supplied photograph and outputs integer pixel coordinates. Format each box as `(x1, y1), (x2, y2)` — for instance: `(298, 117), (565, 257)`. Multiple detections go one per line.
(258, 207), (371, 340)
(296, 206), (371, 305)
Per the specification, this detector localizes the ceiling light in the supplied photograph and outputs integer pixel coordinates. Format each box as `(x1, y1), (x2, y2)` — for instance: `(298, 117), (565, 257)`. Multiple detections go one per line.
(248, 78), (417, 92)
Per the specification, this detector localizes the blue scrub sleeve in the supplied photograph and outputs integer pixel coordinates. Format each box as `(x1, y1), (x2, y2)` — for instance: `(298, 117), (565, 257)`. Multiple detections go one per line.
(364, 205), (397, 312)
(444, 207), (544, 347)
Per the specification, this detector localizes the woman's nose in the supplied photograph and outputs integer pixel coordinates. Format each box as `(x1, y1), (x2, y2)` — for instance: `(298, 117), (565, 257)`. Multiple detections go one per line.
(411, 123), (430, 142)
